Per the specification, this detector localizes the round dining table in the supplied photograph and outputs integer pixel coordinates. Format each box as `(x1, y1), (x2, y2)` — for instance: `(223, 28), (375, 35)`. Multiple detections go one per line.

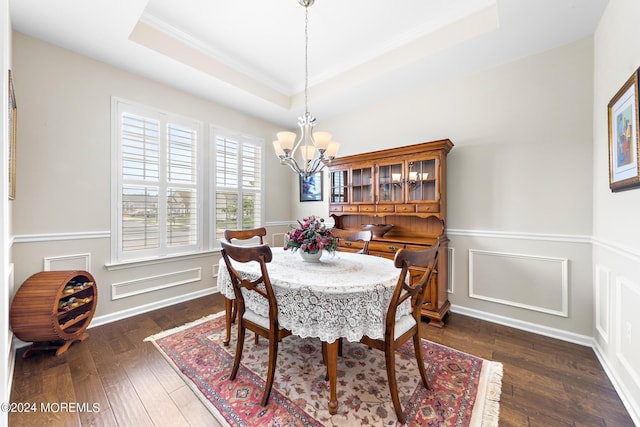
(217, 247), (408, 415)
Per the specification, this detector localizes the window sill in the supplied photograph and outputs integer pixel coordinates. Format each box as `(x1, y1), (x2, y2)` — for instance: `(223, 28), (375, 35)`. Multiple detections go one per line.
(105, 249), (220, 271)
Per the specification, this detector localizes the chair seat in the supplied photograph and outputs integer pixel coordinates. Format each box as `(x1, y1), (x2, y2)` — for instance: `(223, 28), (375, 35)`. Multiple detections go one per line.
(243, 306), (269, 329)
(394, 314), (416, 340)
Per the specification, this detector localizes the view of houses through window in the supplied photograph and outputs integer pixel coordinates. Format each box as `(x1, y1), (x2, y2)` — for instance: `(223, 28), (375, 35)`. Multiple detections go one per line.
(213, 131), (263, 243)
(113, 98), (265, 262)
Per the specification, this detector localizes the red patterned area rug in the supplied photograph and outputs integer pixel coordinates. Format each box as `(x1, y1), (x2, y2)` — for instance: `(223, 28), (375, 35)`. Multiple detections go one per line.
(145, 312), (502, 426)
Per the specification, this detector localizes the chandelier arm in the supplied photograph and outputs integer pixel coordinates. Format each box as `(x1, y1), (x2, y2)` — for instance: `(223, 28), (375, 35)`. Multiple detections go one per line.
(280, 156), (304, 175)
(307, 155), (323, 174)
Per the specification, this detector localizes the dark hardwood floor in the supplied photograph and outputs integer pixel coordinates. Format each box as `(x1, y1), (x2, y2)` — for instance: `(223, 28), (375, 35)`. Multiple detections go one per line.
(9, 293), (634, 426)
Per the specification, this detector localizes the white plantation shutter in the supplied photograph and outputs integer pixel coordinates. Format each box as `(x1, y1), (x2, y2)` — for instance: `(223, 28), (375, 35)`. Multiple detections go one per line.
(214, 132), (263, 242)
(167, 124), (197, 247)
(114, 99), (200, 261)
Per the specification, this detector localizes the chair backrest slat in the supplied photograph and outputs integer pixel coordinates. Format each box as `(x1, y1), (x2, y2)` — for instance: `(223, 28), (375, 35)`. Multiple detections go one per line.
(385, 242), (440, 335)
(224, 227), (267, 245)
(331, 228), (373, 254)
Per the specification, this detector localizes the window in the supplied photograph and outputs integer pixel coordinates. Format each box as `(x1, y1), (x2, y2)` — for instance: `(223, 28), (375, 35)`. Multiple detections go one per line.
(213, 130), (264, 244)
(113, 99), (201, 261)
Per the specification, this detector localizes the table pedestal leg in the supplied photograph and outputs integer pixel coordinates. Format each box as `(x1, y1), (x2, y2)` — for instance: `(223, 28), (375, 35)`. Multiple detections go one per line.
(224, 297), (232, 346)
(326, 340), (339, 415)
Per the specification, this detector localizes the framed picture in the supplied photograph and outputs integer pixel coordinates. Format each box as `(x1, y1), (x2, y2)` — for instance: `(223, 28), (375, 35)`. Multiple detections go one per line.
(299, 172), (323, 202)
(8, 70), (16, 200)
(608, 68), (640, 192)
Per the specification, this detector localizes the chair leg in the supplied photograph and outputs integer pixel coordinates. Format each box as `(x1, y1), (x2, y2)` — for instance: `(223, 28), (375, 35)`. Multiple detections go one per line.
(385, 348), (406, 424)
(224, 297), (233, 346)
(413, 333), (430, 390)
(230, 321), (246, 381)
(261, 333), (279, 406)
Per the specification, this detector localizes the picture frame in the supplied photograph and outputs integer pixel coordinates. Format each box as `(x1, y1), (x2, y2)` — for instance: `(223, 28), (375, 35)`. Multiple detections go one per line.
(8, 70), (16, 200)
(608, 68), (640, 192)
(299, 172), (323, 202)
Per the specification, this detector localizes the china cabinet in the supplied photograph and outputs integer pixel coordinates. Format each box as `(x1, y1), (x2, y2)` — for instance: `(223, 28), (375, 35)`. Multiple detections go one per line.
(329, 139), (453, 326)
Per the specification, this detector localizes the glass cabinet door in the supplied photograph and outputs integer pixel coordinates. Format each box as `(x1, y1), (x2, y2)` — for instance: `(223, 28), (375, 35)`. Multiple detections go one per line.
(406, 158), (438, 202)
(377, 161), (404, 203)
(351, 165), (374, 203)
(329, 170), (348, 203)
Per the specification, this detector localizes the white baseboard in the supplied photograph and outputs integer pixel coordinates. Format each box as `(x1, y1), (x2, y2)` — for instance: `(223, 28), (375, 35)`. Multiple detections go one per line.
(11, 287), (220, 351)
(450, 304), (592, 346)
(592, 342), (640, 426)
(90, 287), (219, 328)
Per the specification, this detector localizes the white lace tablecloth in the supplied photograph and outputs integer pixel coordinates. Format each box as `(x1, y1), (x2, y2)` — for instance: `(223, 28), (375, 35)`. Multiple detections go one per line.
(217, 247), (410, 343)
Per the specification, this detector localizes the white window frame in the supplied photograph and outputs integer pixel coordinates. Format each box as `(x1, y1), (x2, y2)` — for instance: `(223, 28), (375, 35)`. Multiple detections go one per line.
(211, 126), (265, 248)
(111, 97), (203, 262)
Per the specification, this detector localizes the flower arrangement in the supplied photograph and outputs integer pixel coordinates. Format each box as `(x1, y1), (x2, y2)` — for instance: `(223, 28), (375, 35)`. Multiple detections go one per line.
(284, 215), (338, 254)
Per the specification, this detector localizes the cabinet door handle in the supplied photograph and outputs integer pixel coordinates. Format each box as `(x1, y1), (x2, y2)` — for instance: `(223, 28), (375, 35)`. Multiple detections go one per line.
(388, 246), (397, 251)
(344, 241), (352, 246)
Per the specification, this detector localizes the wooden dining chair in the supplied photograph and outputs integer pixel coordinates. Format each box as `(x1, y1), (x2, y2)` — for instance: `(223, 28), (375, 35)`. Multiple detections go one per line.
(224, 227), (267, 245)
(359, 241), (440, 424)
(331, 228), (373, 254)
(222, 227), (267, 346)
(220, 241), (291, 406)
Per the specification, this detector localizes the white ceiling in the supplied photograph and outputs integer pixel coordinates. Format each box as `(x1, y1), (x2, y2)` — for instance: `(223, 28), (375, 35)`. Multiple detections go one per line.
(9, 0), (608, 128)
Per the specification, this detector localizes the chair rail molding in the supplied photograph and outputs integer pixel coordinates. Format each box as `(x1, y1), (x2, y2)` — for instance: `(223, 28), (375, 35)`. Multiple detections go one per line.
(448, 228), (591, 244)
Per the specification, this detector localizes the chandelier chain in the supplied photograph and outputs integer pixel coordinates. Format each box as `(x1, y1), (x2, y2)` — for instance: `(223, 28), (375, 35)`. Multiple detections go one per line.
(304, 4), (309, 115)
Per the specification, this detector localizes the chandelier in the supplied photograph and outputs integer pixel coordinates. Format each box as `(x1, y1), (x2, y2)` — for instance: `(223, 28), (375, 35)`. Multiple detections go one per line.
(272, 0), (340, 177)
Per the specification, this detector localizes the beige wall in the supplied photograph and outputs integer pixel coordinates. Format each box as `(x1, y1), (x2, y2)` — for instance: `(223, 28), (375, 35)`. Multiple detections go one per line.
(1, 0), (13, 422)
(304, 38), (595, 338)
(593, 0), (640, 421)
(10, 32), (294, 321)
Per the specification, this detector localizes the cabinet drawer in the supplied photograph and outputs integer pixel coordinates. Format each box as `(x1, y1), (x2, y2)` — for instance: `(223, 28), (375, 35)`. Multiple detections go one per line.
(339, 240), (364, 251)
(329, 205), (343, 212)
(344, 205), (359, 213)
(376, 204), (394, 213)
(368, 241), (402, 254)
(368, 251), (394, 260)
(395, 204), (416, 213)
(416, 202), (440, 213)
(359, 204), (376, 213)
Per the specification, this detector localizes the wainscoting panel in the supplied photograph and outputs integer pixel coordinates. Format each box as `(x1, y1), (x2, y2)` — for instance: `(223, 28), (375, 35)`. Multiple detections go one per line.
(616, 277), (640, 387)
(43, 253), (91, 272)
(111, 268), (202, 300)
(595, 264), (611, 343)
(469, 249), (568, 317)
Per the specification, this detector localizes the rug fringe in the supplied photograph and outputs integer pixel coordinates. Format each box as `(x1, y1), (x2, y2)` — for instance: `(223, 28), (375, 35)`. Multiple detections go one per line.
(144, 310), (225, 342)
(472, 360), (504, 427)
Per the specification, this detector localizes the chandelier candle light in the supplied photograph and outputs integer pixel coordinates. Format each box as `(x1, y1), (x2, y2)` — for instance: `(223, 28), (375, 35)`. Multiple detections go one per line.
(272, 0), (340, 177)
